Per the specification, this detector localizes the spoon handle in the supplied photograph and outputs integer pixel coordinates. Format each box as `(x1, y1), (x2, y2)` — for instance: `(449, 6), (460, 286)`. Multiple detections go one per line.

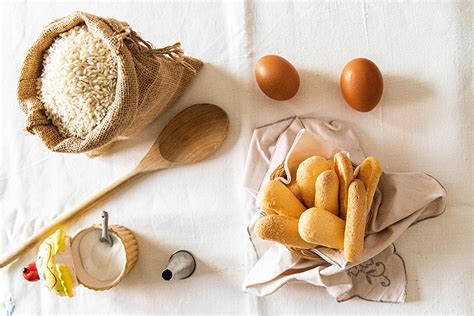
(0, 169), (141, 268)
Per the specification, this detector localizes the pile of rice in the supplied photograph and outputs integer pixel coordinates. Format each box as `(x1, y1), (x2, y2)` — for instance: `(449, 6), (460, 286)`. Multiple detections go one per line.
(37, 25), (117, 139)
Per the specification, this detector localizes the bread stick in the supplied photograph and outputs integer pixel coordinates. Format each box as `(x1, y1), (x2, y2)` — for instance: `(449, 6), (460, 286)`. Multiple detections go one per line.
(344, 179), (368, 262)
(296, 156), (333, 207)
(254, 215), (316, 249)
(298, 207), (345, 249)
(314, 170), (339, 215)
(260, 205), (277, 216)
(333, 152), (353, 219)
(261, 180), (306, 218)
(356, 156), (382, 213)
(286, 179), (302, 202)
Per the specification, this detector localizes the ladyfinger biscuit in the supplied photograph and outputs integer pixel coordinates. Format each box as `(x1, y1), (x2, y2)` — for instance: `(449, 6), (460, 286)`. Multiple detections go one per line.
(356, 156), (382, 213)
(261, 180), (306, 218)
(298, 207), (345, 249)
(254, 215), (316, 249)
(296, 156), (333, 208)
(286, 180), (303, 202)
(314, 170), (339, 215)
(334, 152), (353, 220)
(260, 205), (277, 216)
(344, 179), (368, 262)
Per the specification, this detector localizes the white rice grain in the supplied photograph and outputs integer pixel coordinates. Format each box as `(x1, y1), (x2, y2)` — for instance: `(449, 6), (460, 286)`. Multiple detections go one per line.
(37, 25), (117, 139)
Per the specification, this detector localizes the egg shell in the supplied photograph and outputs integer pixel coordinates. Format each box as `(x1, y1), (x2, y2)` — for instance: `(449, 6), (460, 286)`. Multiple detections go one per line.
(340, 58), (383, 112)
(255, 55), (300, 101)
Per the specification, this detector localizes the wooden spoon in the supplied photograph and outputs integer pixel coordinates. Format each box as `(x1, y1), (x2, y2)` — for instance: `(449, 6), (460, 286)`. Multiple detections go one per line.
(0, 103), (229, 268)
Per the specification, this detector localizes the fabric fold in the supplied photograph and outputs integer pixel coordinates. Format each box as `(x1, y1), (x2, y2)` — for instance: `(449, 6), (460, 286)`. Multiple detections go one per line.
(242, 117), (446, 303)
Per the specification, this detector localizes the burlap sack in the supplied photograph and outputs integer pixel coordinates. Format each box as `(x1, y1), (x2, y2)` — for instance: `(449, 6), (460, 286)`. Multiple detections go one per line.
(17, 11), (202, 156)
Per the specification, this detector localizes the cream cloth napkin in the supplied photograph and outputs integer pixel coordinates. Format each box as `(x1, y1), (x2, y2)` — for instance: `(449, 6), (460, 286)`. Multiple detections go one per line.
(242, 117), (446, 303)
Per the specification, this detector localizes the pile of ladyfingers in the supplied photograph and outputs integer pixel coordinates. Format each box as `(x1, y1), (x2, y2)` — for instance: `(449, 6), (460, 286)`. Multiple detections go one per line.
(255, 153), (382, 262)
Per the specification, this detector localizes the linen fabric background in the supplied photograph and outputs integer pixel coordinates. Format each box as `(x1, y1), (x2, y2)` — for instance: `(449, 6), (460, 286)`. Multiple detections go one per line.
(0, 1), (471, 314)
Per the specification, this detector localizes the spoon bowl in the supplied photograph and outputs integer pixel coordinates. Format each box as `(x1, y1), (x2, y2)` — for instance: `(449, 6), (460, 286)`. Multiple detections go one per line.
(138, 103), (229, 171)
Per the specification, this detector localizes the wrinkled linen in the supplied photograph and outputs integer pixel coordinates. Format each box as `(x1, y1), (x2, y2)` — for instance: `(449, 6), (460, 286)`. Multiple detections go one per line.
(243, 117), (446, 302)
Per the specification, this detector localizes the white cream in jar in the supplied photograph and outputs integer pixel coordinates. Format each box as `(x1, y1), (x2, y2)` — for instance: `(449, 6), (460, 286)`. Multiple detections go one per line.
(78, 229), (126, 281)
(70, 227), (128, 290)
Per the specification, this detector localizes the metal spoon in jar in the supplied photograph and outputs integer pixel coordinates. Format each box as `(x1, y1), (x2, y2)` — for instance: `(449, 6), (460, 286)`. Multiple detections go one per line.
(100, 211), (113, 247)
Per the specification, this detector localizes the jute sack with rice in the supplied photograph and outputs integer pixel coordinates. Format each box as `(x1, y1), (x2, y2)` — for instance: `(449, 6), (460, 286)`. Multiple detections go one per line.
(18, 11), (202, 156)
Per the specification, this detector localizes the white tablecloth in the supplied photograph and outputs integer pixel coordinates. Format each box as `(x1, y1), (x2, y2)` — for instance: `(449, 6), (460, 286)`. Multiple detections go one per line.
(0, 1), (471, 314)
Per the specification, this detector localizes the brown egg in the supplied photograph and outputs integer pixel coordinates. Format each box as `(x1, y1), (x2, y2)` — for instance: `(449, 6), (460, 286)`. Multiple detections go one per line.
(255, 55), (300, 101)
(340, 58), (383, 112)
